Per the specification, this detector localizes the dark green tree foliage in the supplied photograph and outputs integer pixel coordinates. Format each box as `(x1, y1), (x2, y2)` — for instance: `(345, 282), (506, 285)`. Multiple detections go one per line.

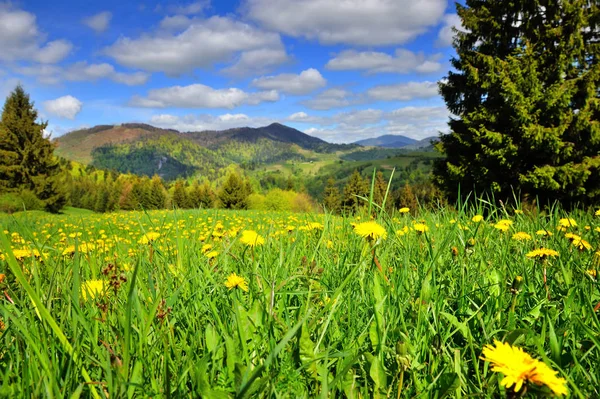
(218, 171), (249, 209)
(342, 170), (369, 213)
(372, 171), (388, 207)
(172, 180), (191, 209)
(190, 180), (215, 209)
(148, 175), (167, 209)
(323, 178), (341, 214)
(434, 0), (600, 206)
(0, 86), (67, 212)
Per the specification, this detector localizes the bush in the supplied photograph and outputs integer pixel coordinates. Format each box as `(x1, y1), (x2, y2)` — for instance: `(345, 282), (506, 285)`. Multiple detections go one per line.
(0, 193), (22, 213)
(19, 189), (44, 211)
(247, 193), (266, 210)
(292, 192), (315, 213)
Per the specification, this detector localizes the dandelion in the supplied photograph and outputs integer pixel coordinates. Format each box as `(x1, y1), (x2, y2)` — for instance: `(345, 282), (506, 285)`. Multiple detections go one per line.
(472, 215), (484, 223)
(571, 237), (592, 251)
(481, 340), (568, 396)
(205, 250), (219, 259)
(514, 209), (524, 215)
(595, 209), (600, 216)
(413, 223), (429, 234)
(201, 244), (213, 254)
(138, 232), (160, 245)
(586, 269), (597, 279)
(557, 218), (577, 231)
(0, 273), (5, 283)
(536, 230), (553, 237)
(12, 249), (33, 261)
(494, 220), (513, 232)
(526, 248), (559, 260)
(224, 273), (248, 292)
(240, 230), (265, 247)
(81, 280), (106, 301)
(353, 221), (387, 241)
(512, 232), (532, 241)
(399, 207), (410, 214)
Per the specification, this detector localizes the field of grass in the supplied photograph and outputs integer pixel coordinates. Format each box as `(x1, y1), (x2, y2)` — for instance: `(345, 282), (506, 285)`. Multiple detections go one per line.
(0, 203), (599, 397)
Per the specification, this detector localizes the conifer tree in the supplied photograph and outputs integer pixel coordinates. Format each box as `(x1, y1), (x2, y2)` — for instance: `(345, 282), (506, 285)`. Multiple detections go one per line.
(172, 180), (190, 209)
(342, 170), (368, 213)
(148, 175), (167, 209)
(372, 171), (388, 207)
(0, 85), (67, 212)
(434, 0), (600, 206)
(218, 171), (249, 209)
(323, 178), (341, 214)
(196, 180), (215, 209)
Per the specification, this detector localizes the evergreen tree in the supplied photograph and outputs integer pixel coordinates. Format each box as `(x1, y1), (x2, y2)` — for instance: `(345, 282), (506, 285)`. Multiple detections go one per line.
(323, 178), (341, 214)
(148, 175), (167, 209)
(0, 85), (67, 212)
(172, 180), (190, 209)
(372, 171), (387, 207)
(218, 171), (249, 209)
(342, 170), (368, 213)
(196, 181), (215, 209)
(434, 0), (600, 206)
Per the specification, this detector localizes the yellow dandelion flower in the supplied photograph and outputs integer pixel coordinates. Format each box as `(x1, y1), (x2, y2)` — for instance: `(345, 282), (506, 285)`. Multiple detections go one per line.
(0, 273), (5, 283)
(239, 230), (265, 247)
(571, 237), (592, 251)
(205, 250), (219, 259)
(494, 220), (513, 232)
(81, 280), (106, 301)
(201, 244), (213, 254)
(224, 273), (248, 292)
(514, 209), (524, 215)
(138, 232), (160, 245)
(557, 218), (577, 231)
(512, 232), (532, 241)
(12, 249), (33, 261)
(526, 248), (559, 260)
(307, 222), (324, 231)
(595, 209), (600, 216)
(481, 340), (567, 396)
(399, 207), (410, 214)
(472, 215), (484, 223)
(413, 223), (429, 234)
(536, 230), (553, 237)
(585, 269), (597, 279)
(353, 221), (387, 241)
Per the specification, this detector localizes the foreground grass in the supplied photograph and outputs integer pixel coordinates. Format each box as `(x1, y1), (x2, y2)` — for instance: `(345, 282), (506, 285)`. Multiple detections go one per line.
(0, 205), (599, 397)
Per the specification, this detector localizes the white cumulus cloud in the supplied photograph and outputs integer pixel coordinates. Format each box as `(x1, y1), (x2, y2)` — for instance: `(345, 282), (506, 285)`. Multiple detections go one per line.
(104, 16), (288, 75)
(367, 81), (440, 101)
(326, 49), (442, 75)
(437, 14), (463, 47)
(245, 0), (447, 46)
(301, 88), (353, 110)
(44, 95), (83, 120)
(130, 83), (279, 108)
(150, 113), (277, 131)
(83, 11), (112, 33)
(252, 68), (326, 95)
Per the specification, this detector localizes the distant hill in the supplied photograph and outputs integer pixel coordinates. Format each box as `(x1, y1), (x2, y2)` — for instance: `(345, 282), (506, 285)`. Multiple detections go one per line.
(354, 134), (417, 148)
(402, 136), (438, 150)
(54, 122), (357, 180)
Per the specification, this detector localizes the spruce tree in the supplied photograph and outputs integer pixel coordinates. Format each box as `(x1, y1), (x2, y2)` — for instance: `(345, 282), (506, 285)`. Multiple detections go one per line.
(372, 171), (387, 207)
(172, 180), (190, 209)
(148, 175), (167, 209)
(0, 85), (67, 212)
(218, 171), (249, 209)
(434, 0), (600, 207)
(197, 181), (215, 209)
(323, 178), (341, 214)
(342, 170), (368, 214)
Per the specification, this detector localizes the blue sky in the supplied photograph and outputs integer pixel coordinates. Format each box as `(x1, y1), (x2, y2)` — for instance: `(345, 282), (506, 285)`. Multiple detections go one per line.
(0, 0), (462, 143)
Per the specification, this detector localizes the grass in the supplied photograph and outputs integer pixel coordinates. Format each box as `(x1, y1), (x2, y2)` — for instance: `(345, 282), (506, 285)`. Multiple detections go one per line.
(0, 201), (599, 397)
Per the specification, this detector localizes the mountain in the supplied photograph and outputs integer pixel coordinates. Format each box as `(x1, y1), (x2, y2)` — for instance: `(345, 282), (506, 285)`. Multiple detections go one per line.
(354, 135), (417, 148)
(54, 122), (356, 180)
(402, 136), (438, 150)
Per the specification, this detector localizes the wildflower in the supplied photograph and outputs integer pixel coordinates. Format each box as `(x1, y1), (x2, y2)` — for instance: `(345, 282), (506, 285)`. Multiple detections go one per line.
(138, 232), (160, 245)
(472, 215), (484, 223)
(396, 226), (409, 236)
(353, 221), (387, 241)
(526, 248), (559, 260)
(326, 240), (334, 249)
(12, 249), (33, 261)
(201, 244), (213, 254)
(399, 207), (410, 214)
(481, 340), (568, 396)
(205, 250), (219, 259)
(557, 218), (577, 231)
(240, 230), (265, 247)
(306, 222), (324, 231)
(512, 232), (532, 241)
(514, 209), (524, 215)
(595, 209), (600, 216)
(571, 237), (592, 251)
(413, 223), (429, 234)
(536, 230), (553, 237)
(0, 273), (5, 283)
(81, 280), (106, 301)
(494, 220), (513, 232)
(224, 273), (248, 292)
(586, 269), (597, 279)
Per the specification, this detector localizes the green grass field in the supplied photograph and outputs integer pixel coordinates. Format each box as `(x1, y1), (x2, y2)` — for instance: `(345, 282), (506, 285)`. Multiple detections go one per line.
(0, 204), (599, 397)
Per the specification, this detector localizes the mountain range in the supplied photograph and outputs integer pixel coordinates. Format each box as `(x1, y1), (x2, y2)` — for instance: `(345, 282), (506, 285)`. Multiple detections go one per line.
(354, 134), (437, 149)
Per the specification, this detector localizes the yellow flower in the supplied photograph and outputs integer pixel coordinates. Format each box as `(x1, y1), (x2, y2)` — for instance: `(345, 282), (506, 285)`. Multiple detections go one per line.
(481, 340), (567, 396)
(399, 207), (410, 214)
(536, 230), (553, 237)
(0, 273), (5, 283)
(138, 232), (160, 245)
(224, 273), (248, 292)
(494, 220), (513, 232)
(12, 249), (33, 260)
(239, 230), (265, 247)
(586, 269), (597, 279)
(306, 222), (324, 231)
(353, 221), (387, 241)
(595, 209), (600, 216)
(571, 237), (592, 251)
(205, 250), (219, 259)
(472, 215), (484, 223)
(514, 209), (524, 215)
(557, 218), (577, 231)
(526, 248), (559, 260)
(201, 244), (213, 254)
(512, 232), (532, 241)
(413, 223), (429, 234)
(81, 280), (106, 301)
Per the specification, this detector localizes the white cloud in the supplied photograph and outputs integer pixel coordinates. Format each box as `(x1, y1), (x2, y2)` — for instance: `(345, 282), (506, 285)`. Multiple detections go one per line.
(159, 15), (192, 31)
(437, 14), (463, 47)
(44, 95), (83, 120)
(222, 48), (290, 77)
(0, 4), (72, 63)
(83, 11), (112, 33)
(150, 113), (277, 131)
(104, 16), (288, 75)
(130, 83), (279, 108)
(245, 0), (447, 46)
(169, 1), (210, 15)
(302, 88), (353, 110)
(326, 49), (442, 74)
(252, 68), (326, 95)
(64, 62), (150, 85)
(367, 81), (440, 101)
